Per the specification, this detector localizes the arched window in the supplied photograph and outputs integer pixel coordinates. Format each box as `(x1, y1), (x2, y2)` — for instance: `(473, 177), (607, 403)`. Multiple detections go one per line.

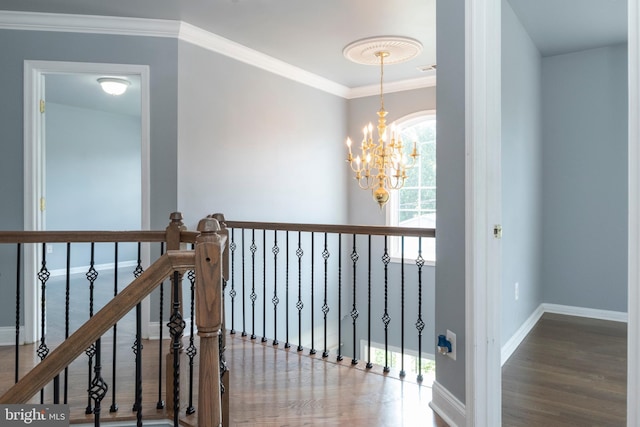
(387, 110), (436, 263)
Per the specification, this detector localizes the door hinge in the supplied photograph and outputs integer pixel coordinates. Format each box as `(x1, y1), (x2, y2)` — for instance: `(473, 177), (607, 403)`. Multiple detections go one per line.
(39, 99), (45, 113)
(493, 224), (502, 239)
(40, 197), (46, 212)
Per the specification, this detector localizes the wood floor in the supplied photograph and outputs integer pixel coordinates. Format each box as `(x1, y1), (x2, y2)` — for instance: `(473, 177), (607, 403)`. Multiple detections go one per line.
(0, 333), (446, 426)
(0, 312), (627, 426)
(502, 313), (627, 426)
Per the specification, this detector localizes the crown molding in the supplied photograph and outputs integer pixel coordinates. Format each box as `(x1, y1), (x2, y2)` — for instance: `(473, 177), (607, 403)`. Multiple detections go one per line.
(177, 22), (351, 98)
(0, 10), (434, 98)
(0, 10), (179, 37)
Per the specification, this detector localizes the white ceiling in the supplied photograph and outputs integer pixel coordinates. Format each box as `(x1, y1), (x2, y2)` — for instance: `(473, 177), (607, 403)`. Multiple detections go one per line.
(508, 0), (627, 57)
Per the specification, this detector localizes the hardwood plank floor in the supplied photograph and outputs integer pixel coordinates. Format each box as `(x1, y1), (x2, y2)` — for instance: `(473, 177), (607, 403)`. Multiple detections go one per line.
(0, 333), (446, 426)
(502, 313), (627, 426)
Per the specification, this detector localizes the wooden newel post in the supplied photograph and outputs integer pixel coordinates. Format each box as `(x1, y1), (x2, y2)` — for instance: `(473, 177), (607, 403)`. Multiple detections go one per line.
(195, 217), (226, 427)
(209, 213), (230, 427)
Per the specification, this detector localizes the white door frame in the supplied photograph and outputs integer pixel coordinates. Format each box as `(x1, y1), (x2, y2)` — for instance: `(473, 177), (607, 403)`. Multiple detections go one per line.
(465, 0), (502, 425)
(23, 60), (151, 343)
(466, 1), (640, 426)
(627, 0), (640, 424)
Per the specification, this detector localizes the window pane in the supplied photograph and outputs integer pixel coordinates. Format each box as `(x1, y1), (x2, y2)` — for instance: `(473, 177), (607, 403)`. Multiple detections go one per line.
(420, 188), (436, 211)
(399, 188), (419, 210)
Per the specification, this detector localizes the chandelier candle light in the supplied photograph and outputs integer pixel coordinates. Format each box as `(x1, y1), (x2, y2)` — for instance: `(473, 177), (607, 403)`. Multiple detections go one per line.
(344, 37), (423, 208)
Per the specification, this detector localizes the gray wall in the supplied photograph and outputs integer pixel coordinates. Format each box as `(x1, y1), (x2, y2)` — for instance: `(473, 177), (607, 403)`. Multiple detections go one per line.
(0, 29), (178, 326)
(501, 0), (543, 345)
(177, 41), (348, 228)
(435, 0), (467, 403)
(46, 102), (141, 269)
(541, 44), (628, 311)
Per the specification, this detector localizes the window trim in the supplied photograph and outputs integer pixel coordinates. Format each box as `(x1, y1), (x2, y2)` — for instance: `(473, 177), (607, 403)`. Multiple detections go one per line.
(386, 109), (436, 265)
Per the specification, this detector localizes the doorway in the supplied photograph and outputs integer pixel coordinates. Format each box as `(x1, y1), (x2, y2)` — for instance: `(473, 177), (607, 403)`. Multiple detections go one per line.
(23, 60), (151, 344)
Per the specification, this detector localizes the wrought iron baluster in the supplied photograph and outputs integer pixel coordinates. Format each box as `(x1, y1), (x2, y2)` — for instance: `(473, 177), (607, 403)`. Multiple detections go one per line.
(85, 242), (99, 414)
(250, 229), (257, 340)
(284, 231), (291, 349)
(366, 235), (372, 369)
(272, 230), (280, 346)
(262, 229), (267, 343)
(133, 302), (143, 426)
(296, 231), (304, 352)
(89, 338), (108, 427)
(110, 242), (119, 413)
(415, 238), (425, 383)
(322, 233), (330, 358)
(14, 243), (21, 384)
(382, 236), (391, 373)
(64, 243), (71, 402)
(37, 243), (50, 404)
(156, 243), (166, 411)
(350, 234), (359, 365)
(168, 270), (186, 427)
(241, 229), (247, 337)
(132, 243), (144, 415)
(337, 234), (343, 362)
(229, 228), (237, 334)
(309, 232), (316, 355)
(186, 269), (197, 415)
(400, 236), (406, 378)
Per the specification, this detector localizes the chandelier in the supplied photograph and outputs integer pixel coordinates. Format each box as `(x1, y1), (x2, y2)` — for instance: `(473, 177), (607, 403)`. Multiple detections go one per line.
(343, 37), (423, 208)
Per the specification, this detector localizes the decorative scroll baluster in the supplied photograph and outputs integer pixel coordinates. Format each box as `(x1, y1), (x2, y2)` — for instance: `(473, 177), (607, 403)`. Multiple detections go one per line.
(64, 243), (71, 402)
(296, 231), (304, 352)
(241, 229), (247, 337)
(321, 233), (330, 358)
(37, 243), (50, 404)
(415, 238), (425, 383)
(366, 236), (373, 369)
(250, 230), (257, 340)
(168, 270), (186, 426)
(337, 234), (343, 362)
(132, 243), (144, 416)
(309, 232), (316, 355)
(262, 229), (267, 343)
(381, 236), (391, 373)
(133, 302), (143, 426)
(229, 229), (237, 334)
(400, 236), (406, 378)
(284, 231), (291, 349)
(89, 338), (108, 427)
(272, 231), (280, 346)
(156, 243), (166, 411)
(14, 243), (21, 384)
(85, 242), (99, 414)
(350, 234), (359, 365)
(109, 243), (119, 413)
(186, 269), (197, 415)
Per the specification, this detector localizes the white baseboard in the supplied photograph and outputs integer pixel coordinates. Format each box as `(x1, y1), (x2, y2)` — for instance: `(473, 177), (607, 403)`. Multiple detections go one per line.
(0, 326), (25, 346)
(501, 303), (628, 366)
(542, 303), (628, 323)
(501, 304), (545, 366)
(49, 260), (138, 278)
(429, 380), (465, 427)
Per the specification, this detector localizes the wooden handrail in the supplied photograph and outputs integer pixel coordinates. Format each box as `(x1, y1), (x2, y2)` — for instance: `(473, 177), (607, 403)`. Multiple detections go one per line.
(0, 230), (166, 244)
(0, 250), (195, 404)
(224, 220), (436, 238)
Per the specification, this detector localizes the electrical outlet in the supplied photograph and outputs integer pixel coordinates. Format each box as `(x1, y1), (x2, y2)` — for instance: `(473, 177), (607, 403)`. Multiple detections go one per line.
(446, 329), (456, 360)
(515, 282), (519, 301)
(46, 244), (53, 254)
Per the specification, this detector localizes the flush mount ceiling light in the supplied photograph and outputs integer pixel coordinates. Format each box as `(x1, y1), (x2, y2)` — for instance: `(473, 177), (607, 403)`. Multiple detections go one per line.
(97, 77), (130, 96)
(343, 36), (423, 208)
